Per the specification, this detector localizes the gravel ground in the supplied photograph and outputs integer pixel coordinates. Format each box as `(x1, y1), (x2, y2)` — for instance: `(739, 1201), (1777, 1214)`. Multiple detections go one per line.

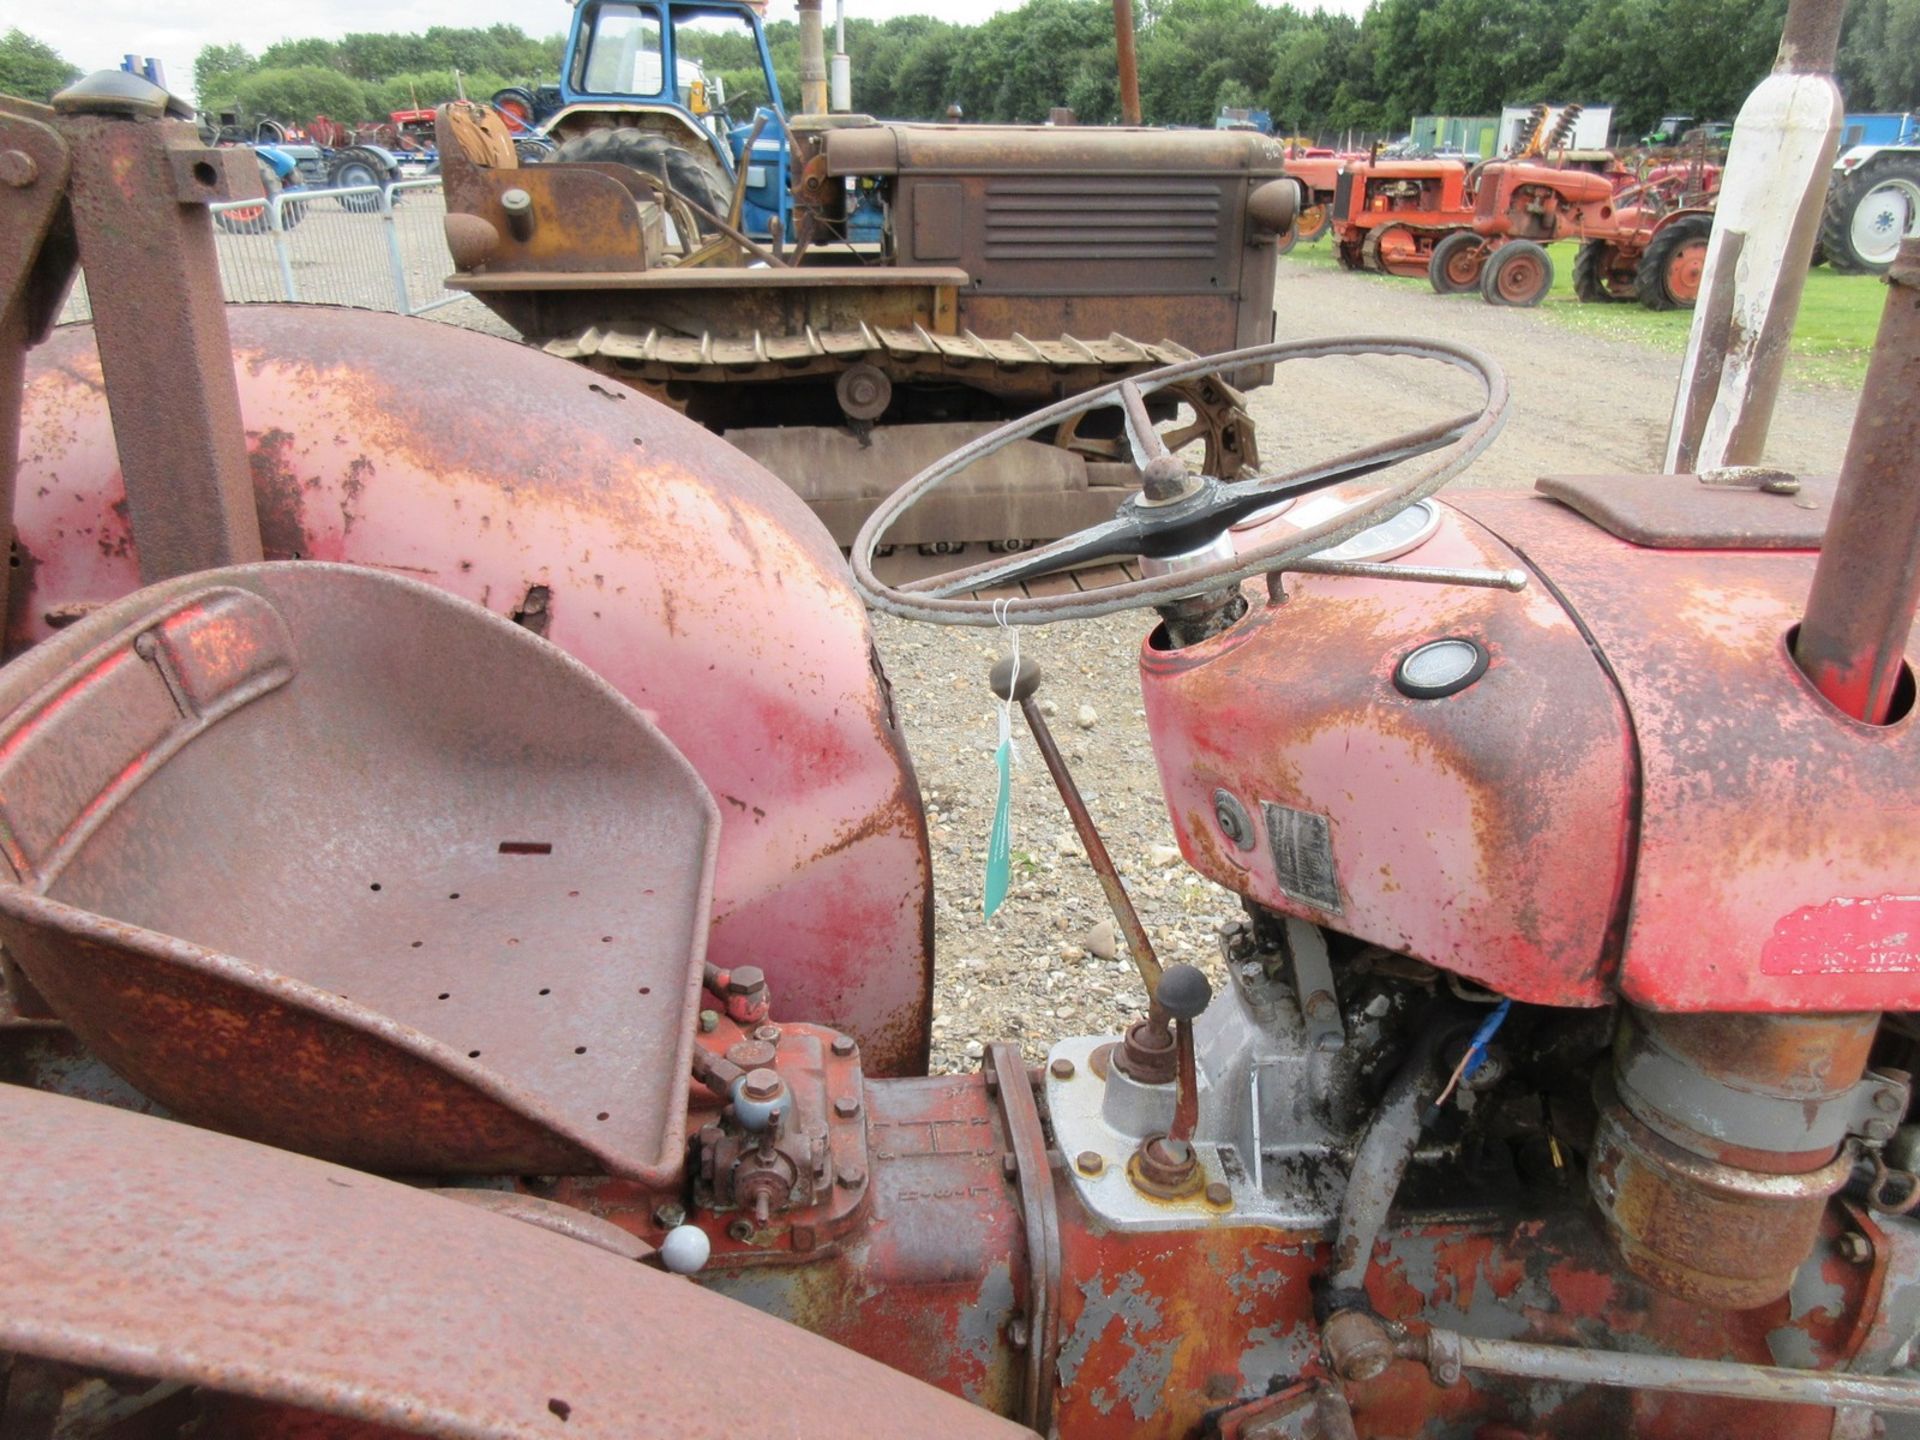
(885, 259), (1868, 1073)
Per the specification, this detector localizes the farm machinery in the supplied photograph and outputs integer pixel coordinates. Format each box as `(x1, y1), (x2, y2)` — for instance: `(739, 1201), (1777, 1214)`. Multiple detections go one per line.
(1326, 150), (1721, 309)
(1424, 159), (1721, 309)
(431, 0), (1298, 555)
(15, 0), (1920, 1428)
(1280, 148), (1366, 248)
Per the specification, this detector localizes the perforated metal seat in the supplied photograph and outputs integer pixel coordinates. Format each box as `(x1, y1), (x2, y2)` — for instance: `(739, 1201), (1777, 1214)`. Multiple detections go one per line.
(0, 562), (718, 1181)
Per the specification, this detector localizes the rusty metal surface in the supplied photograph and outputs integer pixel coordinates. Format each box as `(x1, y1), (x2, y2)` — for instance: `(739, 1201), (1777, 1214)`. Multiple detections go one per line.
(0, 563), (718, 1181)
(986, 1043), (1064, 1433)
(57, 106), (263, 581)
(12, 308), (935, 1076)
(0, 1081), (1036, 1439)
(1458, 490), (1920, 1012)
(1140, 499), (1633, 1006)
(0, 101), (74, 650)
(1537, 470), (1834, 548)
(694, 1071), (1032, 1420)
(1589, 1084), (1851, 1308)
(1793, 239), (1920, 723)
(1112, 0), (1143, 126)
(1047, 1198), (1877, 1439)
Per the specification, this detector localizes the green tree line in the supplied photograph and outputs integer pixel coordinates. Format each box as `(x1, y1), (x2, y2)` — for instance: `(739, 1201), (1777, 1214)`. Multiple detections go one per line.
(5, 0), (1919, 138)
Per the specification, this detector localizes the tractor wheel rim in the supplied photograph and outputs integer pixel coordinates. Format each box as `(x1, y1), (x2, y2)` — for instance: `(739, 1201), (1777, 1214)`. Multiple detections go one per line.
(1497, 256), (1542, 301)
(1299, 204), (1327, 234)
(1854, 178), (1920, 266)
(1667, 239), (1708, 302)
(340, 164), (376, 187)
(1445, 247), (1479, 286)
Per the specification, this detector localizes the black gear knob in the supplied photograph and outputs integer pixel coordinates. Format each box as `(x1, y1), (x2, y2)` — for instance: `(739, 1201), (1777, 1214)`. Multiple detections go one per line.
(1156, 963), (1212, 1022)
(988, 654), (1042, 703)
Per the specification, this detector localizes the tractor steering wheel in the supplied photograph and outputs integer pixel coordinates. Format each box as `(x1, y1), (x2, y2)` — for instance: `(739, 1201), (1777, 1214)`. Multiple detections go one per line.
(850, 337), (1508, 626)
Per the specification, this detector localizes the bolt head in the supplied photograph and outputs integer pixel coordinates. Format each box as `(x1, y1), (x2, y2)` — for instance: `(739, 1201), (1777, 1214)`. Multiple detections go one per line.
(831, 1034), (856, 1057)
(834, 1095), (861, 1119)
(753, 1023), (782, 1043)
(0, 151), (38, 189)
(727, 965), (766, 994)
(741, 1067), (784, 1103)
(652, 1201), (687, 1230)
(1205, 1181), (1232, 1206)
(698, 1008), (720, 1033)
(835, 1164), (866, 1189)
(727, 1217), (756, 1243)
(1050, 1057), (1076, 1080)
(1075, 1150), (1106, 1176)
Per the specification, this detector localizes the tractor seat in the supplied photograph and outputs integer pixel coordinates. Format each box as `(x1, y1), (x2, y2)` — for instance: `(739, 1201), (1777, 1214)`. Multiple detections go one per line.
(0, 563), (718, 1182)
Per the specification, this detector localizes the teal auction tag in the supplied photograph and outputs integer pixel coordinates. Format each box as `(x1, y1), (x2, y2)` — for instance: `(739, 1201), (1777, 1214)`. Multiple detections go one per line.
(984, 605), (1019, 919)
(984, 731), (1013, 918)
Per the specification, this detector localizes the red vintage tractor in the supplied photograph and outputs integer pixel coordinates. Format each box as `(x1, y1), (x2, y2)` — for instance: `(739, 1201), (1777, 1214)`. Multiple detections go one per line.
(1424, 159), (1721, 308)
(7, 25), (1920, 1440)
(1328, 156), (1476, 274)
(1280, 148), (1366, 248)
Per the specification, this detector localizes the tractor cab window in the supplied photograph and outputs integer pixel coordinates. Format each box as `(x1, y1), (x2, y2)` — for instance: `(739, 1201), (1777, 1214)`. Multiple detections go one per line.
(672, 7), (782, 120)
(580, 3), (666, 97)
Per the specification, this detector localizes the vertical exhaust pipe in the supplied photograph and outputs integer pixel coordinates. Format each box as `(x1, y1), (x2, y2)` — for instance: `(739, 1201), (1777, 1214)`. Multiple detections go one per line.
(1792, 237), (1920, 723)
(797, 0), (829, 116)
(1112, 0), (1142, 126)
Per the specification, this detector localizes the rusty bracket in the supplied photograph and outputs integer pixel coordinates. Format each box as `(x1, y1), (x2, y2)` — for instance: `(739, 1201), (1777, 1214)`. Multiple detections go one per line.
(0, 99), (77, 642)
(51, 73), (263, 581)
(985, 1042), (1062, 1436)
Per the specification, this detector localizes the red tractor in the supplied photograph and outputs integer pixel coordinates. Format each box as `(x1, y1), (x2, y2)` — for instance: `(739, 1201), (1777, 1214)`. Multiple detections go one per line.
(1424, 159), (1720, 308)
(1281, 147), (1366, 248)
(10, 31), (1920, 1440)
(1328, 156), (1475, 274)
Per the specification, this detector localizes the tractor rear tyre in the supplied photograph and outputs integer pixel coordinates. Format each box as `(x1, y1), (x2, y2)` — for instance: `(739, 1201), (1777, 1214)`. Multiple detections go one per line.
(330, 147), (391, 213)
(553, 127), (728, 232)
(1296, 201), (1330, 244)
(1821, 156), (1920, 275)
(1428, 231), (1484, 294)
(1479, 240), (1553, 307)
(1635, 214), (1712, 310)
(1572, 240), (1620, 302)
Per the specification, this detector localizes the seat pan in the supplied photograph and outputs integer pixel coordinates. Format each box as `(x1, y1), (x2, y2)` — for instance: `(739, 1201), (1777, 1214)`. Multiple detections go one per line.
(0, 562), (718, 1180)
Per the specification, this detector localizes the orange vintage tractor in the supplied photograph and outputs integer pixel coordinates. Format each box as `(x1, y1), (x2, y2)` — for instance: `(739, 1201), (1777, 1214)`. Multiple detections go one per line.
(1328, 156), (1476, 274)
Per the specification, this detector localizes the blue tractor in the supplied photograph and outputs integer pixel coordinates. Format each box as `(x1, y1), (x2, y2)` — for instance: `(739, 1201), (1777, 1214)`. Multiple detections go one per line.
(535, 0), (874, 240)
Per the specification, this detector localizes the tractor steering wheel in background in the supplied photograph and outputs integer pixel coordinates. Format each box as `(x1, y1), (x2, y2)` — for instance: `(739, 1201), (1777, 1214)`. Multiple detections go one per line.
(849, 337), (1510, 627)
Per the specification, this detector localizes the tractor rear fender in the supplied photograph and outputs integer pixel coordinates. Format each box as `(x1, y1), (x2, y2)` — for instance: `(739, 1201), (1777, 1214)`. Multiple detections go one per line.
(1646, 204), (1716, 242)
(13, 306), (937, 1077)
(2, 1084), (1033, 1439)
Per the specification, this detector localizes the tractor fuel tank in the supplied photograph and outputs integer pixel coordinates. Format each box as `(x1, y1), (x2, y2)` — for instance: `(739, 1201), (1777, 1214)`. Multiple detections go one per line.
(1143, 478), (1920, 1013)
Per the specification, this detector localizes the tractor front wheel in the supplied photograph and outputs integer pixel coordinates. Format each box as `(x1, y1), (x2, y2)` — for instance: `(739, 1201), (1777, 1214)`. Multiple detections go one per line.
(1480, 239), (1554, 307)
(330, 147), (392, 213)
(1635, 214), (1712, 310)
(1428, 231), (1485, 294)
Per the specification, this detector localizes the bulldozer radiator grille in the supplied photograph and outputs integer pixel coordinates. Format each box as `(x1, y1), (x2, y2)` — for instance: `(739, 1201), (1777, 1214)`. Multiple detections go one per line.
(1332, 171), (1355, 223)
(982, 180), (1222, 260)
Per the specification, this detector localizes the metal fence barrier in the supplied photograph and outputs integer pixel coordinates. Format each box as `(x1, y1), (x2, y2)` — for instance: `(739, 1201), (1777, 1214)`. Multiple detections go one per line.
(60, 177), (462, 325)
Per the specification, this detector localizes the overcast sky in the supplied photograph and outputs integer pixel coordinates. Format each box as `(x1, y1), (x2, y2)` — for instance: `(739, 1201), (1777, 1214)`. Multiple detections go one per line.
(31, 0), (1372, 110)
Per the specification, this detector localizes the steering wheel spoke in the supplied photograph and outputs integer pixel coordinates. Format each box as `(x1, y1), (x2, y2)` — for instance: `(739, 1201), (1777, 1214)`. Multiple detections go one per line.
(851, 337), (1509, 626)
(1117, 380), (1173, 467)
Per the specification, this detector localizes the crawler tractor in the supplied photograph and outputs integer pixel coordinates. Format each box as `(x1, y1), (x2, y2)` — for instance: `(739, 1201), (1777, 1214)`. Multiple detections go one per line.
(11, 4), (1920, 1432)
(432, 0), (1297, 555)
(1327, 156), (1474, 275)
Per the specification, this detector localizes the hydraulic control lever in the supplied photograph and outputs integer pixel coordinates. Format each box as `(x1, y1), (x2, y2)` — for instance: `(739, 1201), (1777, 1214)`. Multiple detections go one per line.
(989, 653), (1179, 1082)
